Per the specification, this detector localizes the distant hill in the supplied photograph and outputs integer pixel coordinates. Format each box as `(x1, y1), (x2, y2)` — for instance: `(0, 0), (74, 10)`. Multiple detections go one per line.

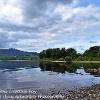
(0, 48), (38, 60)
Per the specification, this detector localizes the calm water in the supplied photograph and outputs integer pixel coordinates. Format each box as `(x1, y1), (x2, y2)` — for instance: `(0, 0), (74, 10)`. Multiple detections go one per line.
(0, 61), (100, 90)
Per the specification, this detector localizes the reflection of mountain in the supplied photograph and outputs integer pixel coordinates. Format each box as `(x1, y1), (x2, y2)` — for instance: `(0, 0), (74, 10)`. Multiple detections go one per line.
(0, 61), (39, 70)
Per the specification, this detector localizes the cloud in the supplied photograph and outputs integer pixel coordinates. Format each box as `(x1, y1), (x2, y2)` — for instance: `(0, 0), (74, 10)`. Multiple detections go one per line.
(0, 0), (23, 24)
(0, 32), (9, 48)
(20, 0), (74, 19)
(0, 0), (99, 52)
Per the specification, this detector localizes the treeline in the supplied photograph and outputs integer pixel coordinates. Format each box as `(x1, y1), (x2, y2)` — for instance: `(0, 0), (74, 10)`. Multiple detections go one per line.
(39, 46), (100, 61)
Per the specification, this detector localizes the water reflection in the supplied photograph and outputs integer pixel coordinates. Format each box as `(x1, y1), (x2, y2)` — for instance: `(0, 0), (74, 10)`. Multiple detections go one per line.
(40, 62), (67, 73)
(39, 62), (100, 76)
(0, 61), (39, 72)
(0, 61), (99, 89)
(0, 61), (99, 76)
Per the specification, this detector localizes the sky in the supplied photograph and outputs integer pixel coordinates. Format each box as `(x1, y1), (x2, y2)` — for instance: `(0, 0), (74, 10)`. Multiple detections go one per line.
(0, 0), (100, 53)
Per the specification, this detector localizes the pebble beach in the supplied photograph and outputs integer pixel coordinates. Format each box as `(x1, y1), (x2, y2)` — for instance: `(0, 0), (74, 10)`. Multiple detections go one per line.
(34, 84), (100, 100)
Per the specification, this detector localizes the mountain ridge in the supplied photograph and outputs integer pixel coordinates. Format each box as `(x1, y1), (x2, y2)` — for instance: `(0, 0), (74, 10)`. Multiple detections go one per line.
(0, 48), (38, 57)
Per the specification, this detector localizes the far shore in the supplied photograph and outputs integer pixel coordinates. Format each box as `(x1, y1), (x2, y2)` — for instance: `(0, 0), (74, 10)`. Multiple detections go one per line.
(0, 59), (100, 63)
(52, 60), (100, 63)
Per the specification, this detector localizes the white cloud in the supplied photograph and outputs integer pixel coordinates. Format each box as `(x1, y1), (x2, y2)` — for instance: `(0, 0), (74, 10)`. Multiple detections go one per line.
(0, 0), (99, 52)
(0, 0), (23, 24)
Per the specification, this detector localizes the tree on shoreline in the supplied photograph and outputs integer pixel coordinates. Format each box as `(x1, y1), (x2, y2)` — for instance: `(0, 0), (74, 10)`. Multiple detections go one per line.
(39, 46), (100, 61)
(39, 48), (77, 59)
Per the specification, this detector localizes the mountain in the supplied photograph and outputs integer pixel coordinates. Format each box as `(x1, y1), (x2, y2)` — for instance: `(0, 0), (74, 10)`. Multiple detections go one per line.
(0, 48), (38, 59)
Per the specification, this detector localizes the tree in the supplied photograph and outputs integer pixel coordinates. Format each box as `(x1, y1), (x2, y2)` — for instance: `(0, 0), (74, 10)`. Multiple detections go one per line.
(84, 46), (100, 57)
(60, 48), (66, 58)
(65, 56), (72, 61)
(66, 48), (77, 59)
(39, 46), (100, 61)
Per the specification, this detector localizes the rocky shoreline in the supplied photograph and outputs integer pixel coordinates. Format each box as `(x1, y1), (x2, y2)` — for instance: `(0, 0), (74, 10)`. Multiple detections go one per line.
(62, 84), (100, 100)
(0, 84), (100, 100)
(31, 84), (100, 100)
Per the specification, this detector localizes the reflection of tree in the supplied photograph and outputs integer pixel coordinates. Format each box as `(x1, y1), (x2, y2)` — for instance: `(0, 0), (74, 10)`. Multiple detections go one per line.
(65, 62), (79, 73)
(39, 62), (79, 73)
(75, 63), (100, 76)
(39, 62), (100, 76)
(39, 62), (66, 73)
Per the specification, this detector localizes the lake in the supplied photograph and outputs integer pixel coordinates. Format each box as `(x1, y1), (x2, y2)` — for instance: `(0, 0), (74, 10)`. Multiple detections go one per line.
(0, 61), (100, 90)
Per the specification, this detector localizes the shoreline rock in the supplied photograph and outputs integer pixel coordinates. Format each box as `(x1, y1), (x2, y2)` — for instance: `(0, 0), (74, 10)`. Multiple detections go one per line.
(33, 84), (100, 100)
(0, 84), (99, 100)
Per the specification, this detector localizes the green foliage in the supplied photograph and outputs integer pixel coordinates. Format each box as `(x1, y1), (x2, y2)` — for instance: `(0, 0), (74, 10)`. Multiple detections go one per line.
(39, 48), (77, 60)
(39, 46), (100, 61)
(83, 46), (100, 57)
(66, 48), (77, 59)
(65, 56), (72, 61)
